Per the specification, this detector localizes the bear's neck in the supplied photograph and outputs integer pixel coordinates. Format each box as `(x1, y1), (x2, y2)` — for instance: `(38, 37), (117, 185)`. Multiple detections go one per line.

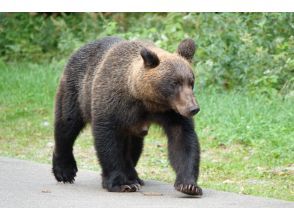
(127, 53), (171, 113)
(142, 100), (170, 113)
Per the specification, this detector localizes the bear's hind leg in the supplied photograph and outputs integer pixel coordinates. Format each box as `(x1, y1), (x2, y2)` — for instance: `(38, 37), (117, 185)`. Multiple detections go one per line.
(52, 86), (85, 183)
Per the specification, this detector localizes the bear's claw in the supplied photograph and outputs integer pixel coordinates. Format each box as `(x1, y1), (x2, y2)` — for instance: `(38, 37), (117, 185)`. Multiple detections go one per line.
(175, 184), (202, 196)
(53, 166), (77, 183)
(121, 183), (141, 192)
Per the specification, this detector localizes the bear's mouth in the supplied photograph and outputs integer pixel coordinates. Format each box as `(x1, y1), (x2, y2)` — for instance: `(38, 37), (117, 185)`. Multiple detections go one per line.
(170, 98), (200, 118)
(173, 106), (200, 118)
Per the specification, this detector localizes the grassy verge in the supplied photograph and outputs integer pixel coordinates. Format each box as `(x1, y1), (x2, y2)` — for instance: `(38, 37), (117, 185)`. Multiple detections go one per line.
(0, 62), (293, 201)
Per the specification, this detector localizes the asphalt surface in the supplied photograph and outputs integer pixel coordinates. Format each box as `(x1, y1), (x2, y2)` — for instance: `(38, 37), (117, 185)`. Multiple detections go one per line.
(0, 157), (293, 208)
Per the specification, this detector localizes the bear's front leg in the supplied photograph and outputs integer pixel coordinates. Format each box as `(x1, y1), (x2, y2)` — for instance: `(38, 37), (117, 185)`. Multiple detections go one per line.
(92, 122), (141, 192)
(159, 112), (202, 196)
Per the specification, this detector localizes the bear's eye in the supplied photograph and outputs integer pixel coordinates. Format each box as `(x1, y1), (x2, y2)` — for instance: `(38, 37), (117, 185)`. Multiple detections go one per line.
(189, 80), (194, 89)
(171, 81), (180, 90)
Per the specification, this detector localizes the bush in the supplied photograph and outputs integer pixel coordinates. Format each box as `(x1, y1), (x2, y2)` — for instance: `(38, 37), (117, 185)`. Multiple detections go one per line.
(0, 12), (293, 94)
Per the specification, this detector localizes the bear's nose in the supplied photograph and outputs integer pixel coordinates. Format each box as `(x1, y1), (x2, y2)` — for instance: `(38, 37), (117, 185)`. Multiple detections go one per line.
(189, 106), (200, 116)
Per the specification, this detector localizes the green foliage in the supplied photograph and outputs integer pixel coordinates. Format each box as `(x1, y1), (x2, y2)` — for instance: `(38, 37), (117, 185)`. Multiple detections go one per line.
(0, 13), (293, 93)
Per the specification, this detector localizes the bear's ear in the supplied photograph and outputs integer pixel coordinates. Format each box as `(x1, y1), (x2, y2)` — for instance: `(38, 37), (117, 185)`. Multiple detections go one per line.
(176, 38), (196, 62)
(140, 48), (160, 68)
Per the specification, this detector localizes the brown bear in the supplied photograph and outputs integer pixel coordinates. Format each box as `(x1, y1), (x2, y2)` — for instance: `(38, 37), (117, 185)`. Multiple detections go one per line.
(52, 36), (202, 196)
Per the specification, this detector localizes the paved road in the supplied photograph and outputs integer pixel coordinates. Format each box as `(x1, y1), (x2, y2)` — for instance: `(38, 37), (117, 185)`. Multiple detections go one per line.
(0, 157), (293, 208)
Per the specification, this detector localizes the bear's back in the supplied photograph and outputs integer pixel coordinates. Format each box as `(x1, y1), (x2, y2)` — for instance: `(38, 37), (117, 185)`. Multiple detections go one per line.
(63, 36), (124, 122)
(63, 36), (124, 92)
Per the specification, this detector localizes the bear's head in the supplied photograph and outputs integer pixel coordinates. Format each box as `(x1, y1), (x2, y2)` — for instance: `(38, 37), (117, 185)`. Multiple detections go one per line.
(133, 39), (200, 118)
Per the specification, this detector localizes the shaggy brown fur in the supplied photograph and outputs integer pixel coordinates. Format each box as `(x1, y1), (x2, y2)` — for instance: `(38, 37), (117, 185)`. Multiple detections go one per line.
(52, 36), (202, 196)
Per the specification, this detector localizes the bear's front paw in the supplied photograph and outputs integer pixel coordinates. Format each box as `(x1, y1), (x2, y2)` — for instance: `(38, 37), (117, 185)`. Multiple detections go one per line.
(52, 154), (77, 183)
(175, 183), (202, 196)
(121, 183), (141, 192)
(102, 173), (142, 192)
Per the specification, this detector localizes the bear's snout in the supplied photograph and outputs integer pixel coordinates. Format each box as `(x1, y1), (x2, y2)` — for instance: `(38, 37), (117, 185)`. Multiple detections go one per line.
(176, 103), (199, 118)
(170, 85), (199, 118)
(189, 106), (200, 116)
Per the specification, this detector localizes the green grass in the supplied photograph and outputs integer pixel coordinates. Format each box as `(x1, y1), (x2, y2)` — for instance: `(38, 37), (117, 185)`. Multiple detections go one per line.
(0, 62), (293, 201)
